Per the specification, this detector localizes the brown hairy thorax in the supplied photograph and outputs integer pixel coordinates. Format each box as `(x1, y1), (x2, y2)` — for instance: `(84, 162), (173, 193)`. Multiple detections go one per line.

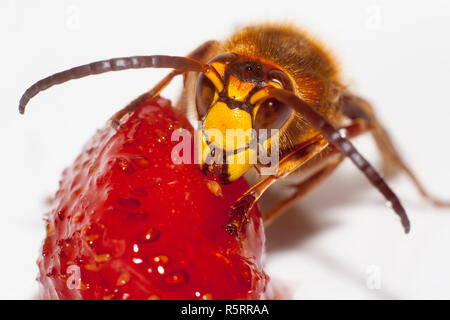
(221, 24), (340, 82)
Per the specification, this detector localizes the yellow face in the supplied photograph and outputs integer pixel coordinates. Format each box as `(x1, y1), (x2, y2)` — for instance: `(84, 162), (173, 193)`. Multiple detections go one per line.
(195, 53), (296, 183)
(199, 101), (256, 182)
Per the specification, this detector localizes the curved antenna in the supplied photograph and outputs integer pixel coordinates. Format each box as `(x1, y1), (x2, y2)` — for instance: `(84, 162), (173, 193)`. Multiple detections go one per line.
(19, 55), (204, 114)
(270, 88), (411, 233)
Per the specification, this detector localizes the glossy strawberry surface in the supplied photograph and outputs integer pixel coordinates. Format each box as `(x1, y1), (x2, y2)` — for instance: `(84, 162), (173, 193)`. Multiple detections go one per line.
(37, 97), (269, 300)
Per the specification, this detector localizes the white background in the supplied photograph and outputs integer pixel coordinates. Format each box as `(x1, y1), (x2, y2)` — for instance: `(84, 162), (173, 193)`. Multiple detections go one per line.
(1, 0), (450, 299)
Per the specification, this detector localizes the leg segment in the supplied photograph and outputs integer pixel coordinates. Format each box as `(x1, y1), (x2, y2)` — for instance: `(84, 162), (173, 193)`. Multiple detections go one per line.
(342, 94), (450, 207)
(110, 40), (218, 128)
(110, 70), (180, 129)
(263, 155), (344, 227)
(262, 119), (369, 227)
(226, 135), (329, 235)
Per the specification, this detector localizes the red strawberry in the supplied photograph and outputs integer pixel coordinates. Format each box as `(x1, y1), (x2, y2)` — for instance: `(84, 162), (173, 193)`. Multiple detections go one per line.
(38, 97), (270, 300)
